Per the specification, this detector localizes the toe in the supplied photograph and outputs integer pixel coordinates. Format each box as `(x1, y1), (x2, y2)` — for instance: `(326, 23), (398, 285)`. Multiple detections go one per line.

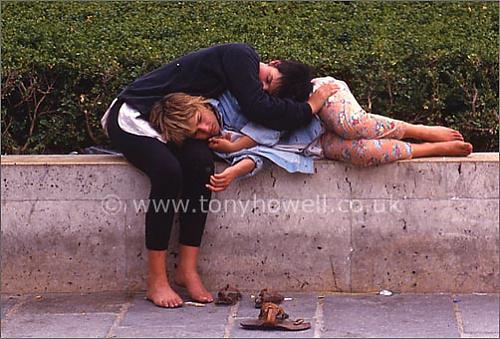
(462, 143), (473, 155)
(174, 300), (182, 307)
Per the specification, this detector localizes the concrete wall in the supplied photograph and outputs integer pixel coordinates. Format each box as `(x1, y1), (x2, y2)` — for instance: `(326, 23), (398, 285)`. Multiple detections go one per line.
(1, 154), (498, 293)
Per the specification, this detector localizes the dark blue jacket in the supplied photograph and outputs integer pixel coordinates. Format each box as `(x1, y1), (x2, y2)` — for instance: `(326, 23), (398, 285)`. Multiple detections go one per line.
(117, 43), (312, 131)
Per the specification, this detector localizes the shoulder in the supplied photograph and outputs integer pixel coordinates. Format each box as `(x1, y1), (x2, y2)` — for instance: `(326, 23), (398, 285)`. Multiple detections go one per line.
(221, 43), (256, 52)
(185, 43), (256, 58)
(218, 43), (259, 60)
(219, 90), (241, 109)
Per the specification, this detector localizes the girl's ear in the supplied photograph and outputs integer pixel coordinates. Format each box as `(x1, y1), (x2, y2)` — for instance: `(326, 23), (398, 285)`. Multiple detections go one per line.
(269, 60), (281, 67)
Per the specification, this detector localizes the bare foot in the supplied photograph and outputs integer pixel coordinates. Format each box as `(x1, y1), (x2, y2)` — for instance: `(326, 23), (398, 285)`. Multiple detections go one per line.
(146, 275), (183, 308)
(412, 140), (473, 158)
(174, 269), (214, 303)
(435, 140), (473, 156)
(416, 125), (464, 142)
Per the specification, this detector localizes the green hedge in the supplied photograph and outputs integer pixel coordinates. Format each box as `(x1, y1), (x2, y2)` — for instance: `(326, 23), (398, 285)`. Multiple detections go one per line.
(1, 1), (498, 154)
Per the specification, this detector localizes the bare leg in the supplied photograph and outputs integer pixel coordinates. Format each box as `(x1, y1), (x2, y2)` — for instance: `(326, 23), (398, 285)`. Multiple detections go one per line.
(146, 250), (183, 308)
(174, 245), (213, 303)
(403, 124), (464, 142)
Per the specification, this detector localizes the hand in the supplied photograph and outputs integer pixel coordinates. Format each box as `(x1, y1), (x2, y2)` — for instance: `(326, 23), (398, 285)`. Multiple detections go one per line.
(307, 83), (340, 114)
(206, 166), (237, 192)
(208, 136), (234, 153)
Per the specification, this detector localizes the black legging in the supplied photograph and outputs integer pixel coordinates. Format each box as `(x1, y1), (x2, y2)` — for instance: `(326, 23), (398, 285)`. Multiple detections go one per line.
(106, 99), (214, 250)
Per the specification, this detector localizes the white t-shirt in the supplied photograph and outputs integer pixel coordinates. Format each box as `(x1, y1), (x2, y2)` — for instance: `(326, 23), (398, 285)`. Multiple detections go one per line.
(101, 99), (166, 143)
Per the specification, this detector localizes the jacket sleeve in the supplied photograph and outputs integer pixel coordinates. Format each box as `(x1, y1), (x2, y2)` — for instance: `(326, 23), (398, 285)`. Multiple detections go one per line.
(221, 44), (313, 131)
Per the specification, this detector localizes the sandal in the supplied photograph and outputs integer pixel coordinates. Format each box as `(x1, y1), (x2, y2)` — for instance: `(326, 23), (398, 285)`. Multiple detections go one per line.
(240, 302), (311, 331)
(215, 284), (242, 305)
(254, 288), (284, 308)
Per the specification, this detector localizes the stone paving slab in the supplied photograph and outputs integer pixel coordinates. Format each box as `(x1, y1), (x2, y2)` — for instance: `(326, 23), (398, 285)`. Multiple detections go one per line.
(231, 292), (318, 338)
(462, 333), (500, 338)
(1, 293), (129, 338)
(19, 292), (129, 314)
(112, 293), (229, 338)
(321, 294), (460, 338)
(2, 292), (500, 338)
(1, 313), (117, 338)
(0, 295), (19, 320)
(457, 294), (499, 335)
(113, 325), (226, 338)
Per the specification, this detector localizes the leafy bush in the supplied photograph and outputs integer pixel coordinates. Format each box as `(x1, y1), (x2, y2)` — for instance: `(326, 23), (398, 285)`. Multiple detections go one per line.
(1, 1), (498, 154)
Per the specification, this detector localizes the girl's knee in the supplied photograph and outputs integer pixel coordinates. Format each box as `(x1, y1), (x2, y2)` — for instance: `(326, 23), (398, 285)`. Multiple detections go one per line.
(321, 133), (343, 159)
(149, 160), (183, 191)
(341, 142), (371, 166)
(322, 137), (372, 167)
(178, 140), (215, 176)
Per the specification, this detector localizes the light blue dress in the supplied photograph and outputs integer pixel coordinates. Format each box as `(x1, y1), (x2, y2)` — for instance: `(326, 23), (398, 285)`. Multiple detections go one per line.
(208, 91), (324, 178)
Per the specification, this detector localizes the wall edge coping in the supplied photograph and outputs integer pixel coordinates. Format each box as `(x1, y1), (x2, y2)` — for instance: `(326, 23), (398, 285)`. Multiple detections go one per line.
(0, 152), (498, 166)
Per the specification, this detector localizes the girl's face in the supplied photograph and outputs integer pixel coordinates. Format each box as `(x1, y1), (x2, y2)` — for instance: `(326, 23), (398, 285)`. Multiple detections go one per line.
(259, 62), (283, 94)
(188, 104), (221, 140)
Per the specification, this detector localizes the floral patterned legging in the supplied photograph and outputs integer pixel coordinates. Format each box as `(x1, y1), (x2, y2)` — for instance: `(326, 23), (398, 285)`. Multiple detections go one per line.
(318, 80), (413, 167)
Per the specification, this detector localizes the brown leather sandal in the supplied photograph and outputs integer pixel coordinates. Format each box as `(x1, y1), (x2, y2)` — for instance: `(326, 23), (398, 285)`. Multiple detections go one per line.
(254, 288), (285, 308)
(215, 284), (242, 305)
(240, 302), (311, 331)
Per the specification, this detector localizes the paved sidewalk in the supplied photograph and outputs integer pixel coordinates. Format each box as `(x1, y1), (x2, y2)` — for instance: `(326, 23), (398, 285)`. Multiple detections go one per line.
(1, 291), (498, 338)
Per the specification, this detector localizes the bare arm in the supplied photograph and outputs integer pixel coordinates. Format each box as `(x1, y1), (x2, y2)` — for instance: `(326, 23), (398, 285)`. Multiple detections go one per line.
(206, 158), (256, 192)
(229, 136), (257, 151)
(208, 135), (257, 153)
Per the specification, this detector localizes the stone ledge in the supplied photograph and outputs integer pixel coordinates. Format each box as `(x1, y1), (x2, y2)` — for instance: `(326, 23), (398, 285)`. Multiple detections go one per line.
(1, 153), (498, 294)
(1, 152), (498, 165)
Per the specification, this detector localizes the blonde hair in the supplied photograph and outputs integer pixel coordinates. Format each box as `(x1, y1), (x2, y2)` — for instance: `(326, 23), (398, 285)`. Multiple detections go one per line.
(149, 93), (211, 145)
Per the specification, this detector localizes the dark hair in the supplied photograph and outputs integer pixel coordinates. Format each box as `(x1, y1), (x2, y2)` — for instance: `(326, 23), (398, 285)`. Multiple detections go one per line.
(274, 60), (314, 102)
